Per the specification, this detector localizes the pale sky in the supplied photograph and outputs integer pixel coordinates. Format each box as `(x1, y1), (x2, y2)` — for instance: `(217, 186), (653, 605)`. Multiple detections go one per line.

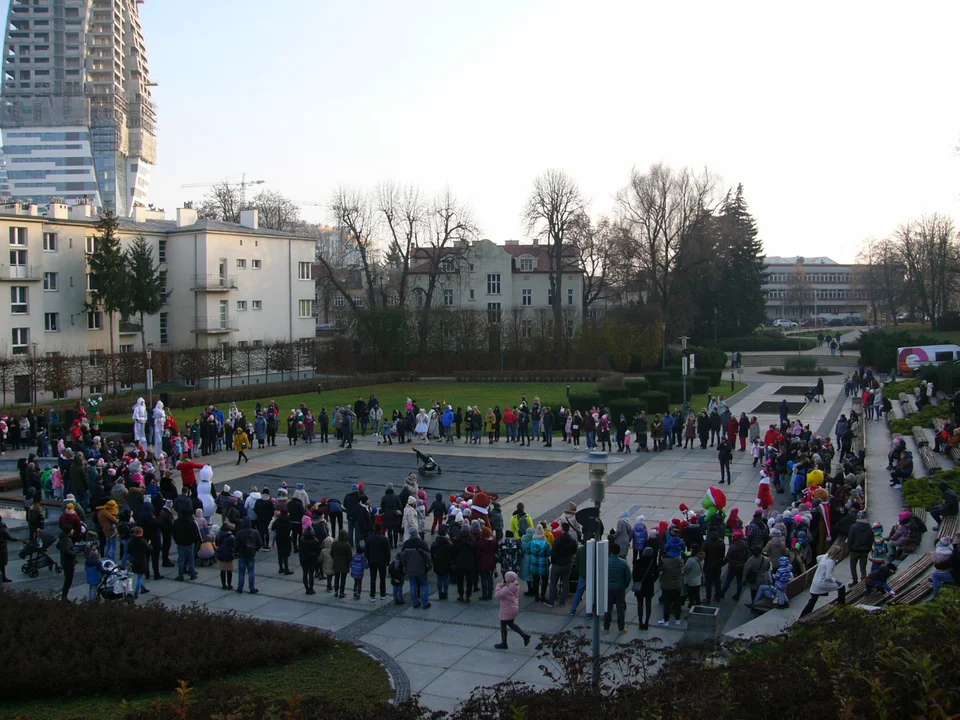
(142, 0), (960, 263)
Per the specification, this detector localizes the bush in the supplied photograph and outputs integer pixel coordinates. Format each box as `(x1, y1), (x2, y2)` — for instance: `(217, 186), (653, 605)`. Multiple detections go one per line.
(784, 356), (818, 373)
(596, 372), (625, 389)
(455, 370), (609, 383)
(918, 362), (960, 394)
(938, 311), (960, 331)
(624, 378), (650, 397)
(639, 391), (670, 414)
(887, 402), (951, 433)
(568, 392), (602, 412)
(686, 346), (728, 369)
(0, 592), (331, 701)
(855, 327), (942, 370)
(598, 387), (631, 404)
(608, 398), (646, 420)
(702, 369), (723, 386)
(659, 380), (686, 404)
(903, 472), (960, 509)
(690, 375), (712, 394)
(642, 371), (670, 389)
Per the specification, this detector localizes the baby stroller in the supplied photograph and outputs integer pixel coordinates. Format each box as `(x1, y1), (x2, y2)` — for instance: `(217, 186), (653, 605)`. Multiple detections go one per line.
(19, 530), (61, 578)
(412, 445), (442, 475)
(97, 559), (136, 604)
(804, 387), (818, 403)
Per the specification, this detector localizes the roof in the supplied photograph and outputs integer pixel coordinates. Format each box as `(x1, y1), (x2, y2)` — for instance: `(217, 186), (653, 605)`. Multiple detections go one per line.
(407, 241), (582, 274)
(764, 256), (839, 266)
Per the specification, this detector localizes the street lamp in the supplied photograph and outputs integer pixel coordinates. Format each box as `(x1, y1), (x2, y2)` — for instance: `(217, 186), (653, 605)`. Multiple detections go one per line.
(713, 306), (718, 342)
(30, 342), (38, 407)
(574, 450), (622, 689)
(679, 335), (690, 406)
(145, 344), (154, 440)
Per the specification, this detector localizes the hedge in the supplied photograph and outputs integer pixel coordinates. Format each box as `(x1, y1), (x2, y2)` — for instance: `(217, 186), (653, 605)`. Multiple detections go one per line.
(642, 372), (670, 389)
(608, 398), (646, 420)
(454, 370), (610, 383)
(919, 363), (960, 394)
(598, 387), (631, 404)
(702, 369), (723, 386)
(690, 375), (712, 394)
(624, 378), (650, 397)
(855, 328), (942, 370)
(659, 380), (686, 404)
(784, 356), (818, 372)
(888, 403), (951, 433)
(568, 392), (602, 412)
(903, 471), (960, 510)
(639, 390), (670, 414)
(700, 333), (816, 352)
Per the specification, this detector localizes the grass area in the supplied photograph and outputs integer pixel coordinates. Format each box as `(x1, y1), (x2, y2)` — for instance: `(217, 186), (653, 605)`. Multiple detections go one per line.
(102, 381), (597, 424)
(0, 643), (389, 720)
(688, 381), (748, 412)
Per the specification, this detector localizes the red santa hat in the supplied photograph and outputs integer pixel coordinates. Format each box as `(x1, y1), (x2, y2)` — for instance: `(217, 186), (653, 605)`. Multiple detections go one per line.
(679, 503), (690, 512)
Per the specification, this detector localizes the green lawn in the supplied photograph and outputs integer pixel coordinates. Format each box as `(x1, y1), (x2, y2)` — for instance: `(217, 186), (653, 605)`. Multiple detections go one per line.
(689, 382), (748, 413)
(0, 643), (390, 720)
(103, 381), (597, 424)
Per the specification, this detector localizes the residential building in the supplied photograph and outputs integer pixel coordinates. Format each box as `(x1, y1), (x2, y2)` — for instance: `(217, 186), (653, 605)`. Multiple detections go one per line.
(0, 202), (316, 401)
(0, 0), (157, 215)
(762, 256), (870, 321)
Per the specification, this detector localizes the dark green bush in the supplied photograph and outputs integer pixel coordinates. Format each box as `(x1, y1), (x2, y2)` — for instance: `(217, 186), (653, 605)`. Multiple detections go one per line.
(784, 356), (818, 372)
(659, 380), (686, 403)
(624, 378), (650, 397)
(642, 371), (670, 389)
(689, 375), (712, 394)
(703, 369), (723, 386)
(687, 346), (728, 369)
(856, 328), (942, 369)
(918, 362), (960, 394)
(699, 331), (816, 352)
(598, 387), (631, 405)
(639, 391), (670, 414)
(0, 591), (331, 700)
(568, 392), (602, 412)
(608, 398), (646, 420)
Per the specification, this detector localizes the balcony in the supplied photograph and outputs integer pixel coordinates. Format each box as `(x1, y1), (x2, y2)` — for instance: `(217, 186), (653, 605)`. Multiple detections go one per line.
(0, 264), (43, 281)
(193, 315), (238, 334)
(191, 274), (237, 292)
(118, 320), (142, 334)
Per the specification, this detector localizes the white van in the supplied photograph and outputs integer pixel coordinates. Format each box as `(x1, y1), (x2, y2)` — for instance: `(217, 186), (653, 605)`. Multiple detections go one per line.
(897, 344), (960, 375)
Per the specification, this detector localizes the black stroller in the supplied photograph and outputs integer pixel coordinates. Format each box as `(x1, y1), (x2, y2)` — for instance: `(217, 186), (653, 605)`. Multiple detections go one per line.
(412, 445), (442, 475)
(19, 530), (61, 578)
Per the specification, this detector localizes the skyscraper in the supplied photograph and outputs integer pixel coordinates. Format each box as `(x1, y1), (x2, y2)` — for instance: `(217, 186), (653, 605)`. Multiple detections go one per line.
(0, 0), (156, 215)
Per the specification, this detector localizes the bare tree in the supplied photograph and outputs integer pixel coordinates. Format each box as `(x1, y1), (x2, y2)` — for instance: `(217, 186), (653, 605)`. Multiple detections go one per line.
(784, 260), (814, 319)
(252, 189), (301, 232)
(195, 181), (243, 223)
(377, 182), (423, 309)
(893, 214), (959, 328)
(615, 163), (719, 327)
(855, 238), (905, 325)
(0, 343), (15, 407)
(523, 170), (586, 343)
(569, 212), (617, 318)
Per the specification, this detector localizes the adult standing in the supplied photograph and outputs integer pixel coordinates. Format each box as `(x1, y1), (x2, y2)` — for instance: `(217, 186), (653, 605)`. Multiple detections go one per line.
(401, 528), (433, 609)
(542, 406), (554, 447)
(299, 526), (321, 595)
(343, 483), (366, 549)
(737, 413), (750, 451)
(657, 544), (684, 627)
(632, 547), (659, 629)
(152, 401), (165, 457)
(684, 413), (697, 449)
(57, 528), (77, 601)
(380, 483), (403, 549)
(603, 544), (632, 635)
(779, 399), (789, 427)
(702, 529), (726, 603)
(718, 439), (733, 484)
(366, 525), (391, 600)
(528, 525), (551, 602)
(846, 510), (873, 586)
(132, 398), (147, 450)
(544, 522), (578, 607)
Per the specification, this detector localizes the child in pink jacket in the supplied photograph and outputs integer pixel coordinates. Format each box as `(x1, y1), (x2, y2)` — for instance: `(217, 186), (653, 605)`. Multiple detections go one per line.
(494, 571), (532, 649)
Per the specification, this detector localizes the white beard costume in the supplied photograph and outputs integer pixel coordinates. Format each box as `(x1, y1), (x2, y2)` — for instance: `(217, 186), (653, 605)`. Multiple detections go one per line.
(132, 398), (147, 449)
(153, 401), (165, 457)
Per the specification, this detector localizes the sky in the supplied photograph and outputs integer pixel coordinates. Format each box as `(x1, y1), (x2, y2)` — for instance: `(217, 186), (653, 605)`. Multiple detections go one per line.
(141, 0), (960, 263)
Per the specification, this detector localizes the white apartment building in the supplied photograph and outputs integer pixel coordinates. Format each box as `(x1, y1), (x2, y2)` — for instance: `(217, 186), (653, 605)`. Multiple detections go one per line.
(763, 256), (870, 321)
(0, 202), (316, 401)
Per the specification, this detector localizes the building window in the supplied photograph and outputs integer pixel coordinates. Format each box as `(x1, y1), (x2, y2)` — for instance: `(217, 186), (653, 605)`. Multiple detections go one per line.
(236, 258), (246, 269)
(159, 271), (166, 292)
(9, 227), (27, 246)
(298, 261), (312, 280)
(520, 318), (532, 339)
(44, 312), (59, 332)
(487, 302), (501, 325)
(253, 339), (263, 348)
(443, 289), (454, 306)
(548, 289), (553, 307)
(299, 299), (312, 318)
(520, 257), (534, 272)
(522, 289), (532, 307)
(159, 312), (168, 344)
(10, 286), (28, 314)
(334, 295), (345, 308)
(119, 344), (134, 353)
(158, 239), (166, 263)
(11, 327), (28, 354)
(568, 288), (574, 306)
(89, 349), (102, 367)
(9, 249), (27, 275)
(85, 236), (97, 254)
(486, 273), (500, 295)
(469, 289), (475, 300)
(236, 300), (247, 311)
(43, 271), (57, 290)
(387, 295), (398, 306)
(353, 296), (364, 308)
(439, 257), (456, 273)
(87, 311), (103, 330)
(252, 259), (262, 269)
(85, 273), (100, 292)
(42, 232), (57, 251)
(252, 300), (262, 310)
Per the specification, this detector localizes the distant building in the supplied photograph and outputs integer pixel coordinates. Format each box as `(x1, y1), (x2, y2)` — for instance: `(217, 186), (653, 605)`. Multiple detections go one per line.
(762, 256), (869, 321)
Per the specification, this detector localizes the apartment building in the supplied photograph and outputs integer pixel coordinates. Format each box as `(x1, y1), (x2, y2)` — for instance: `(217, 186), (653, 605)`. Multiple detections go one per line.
(762, 256), (870, 321)
(1, 202), (316, 400)
(0, 0), (157, 214)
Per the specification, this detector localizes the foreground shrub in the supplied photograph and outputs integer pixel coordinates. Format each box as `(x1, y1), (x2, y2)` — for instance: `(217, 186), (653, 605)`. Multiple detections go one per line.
(784, 356), (818, 373)
(904, 470), (960, 509)
(0, 592), (332, 701)
(887, 402), (950, 433)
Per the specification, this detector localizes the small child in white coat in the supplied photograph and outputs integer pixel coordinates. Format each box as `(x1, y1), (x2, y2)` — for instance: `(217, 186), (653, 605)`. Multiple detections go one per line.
(934, 536), (954, 565)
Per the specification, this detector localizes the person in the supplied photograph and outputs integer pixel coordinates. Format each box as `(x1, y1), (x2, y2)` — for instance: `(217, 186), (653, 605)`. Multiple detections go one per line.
(216, 526), (236, 590)
(632, 546), (659, 630)
(234, 425), (250, 465)
(779, 399), (789, 426)
(510, 503), (534, 538)
(349, 546), (368, 600)
(319, 535), (335, 592)
(742, 547), (770, 604)
(366, 524), (389, 600)
(865, 561), (898, 596)
(234, 519), (261, 594)
(846, 511), (873, 586)
(330, 529), (352, 599)
(85, 547), (106, 601)
(452, 521), (478, 603)
(57, 527), (77, 601)
(400, 527), (432, 608)
(528, 524), (551, 602)
(298, 526), (321, 595)
(800, 547), (845, 617)
(932, 533), (960, 596)
(431, 526), (455, 600)
(172, 507), (201, 582)
(545, 522), (577, 607)
(127, 526), (152, 598)
(720, 529), (749, 600)
(494, 571), (532, 649)
(657, 543), (684, 627)
(718, 439), (733, 484)
(273, 510), (294, 575)
(702, 529), (725, 603)
(602, 543), (632, 635)
(476, 526), (498, 601)
(0, 517), (24, 582)
(930, 482), (959, 531)
(682, 547), (705, 608)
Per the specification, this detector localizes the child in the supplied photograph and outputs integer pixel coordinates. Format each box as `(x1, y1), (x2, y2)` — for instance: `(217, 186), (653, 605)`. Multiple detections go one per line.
(388, 553), (406, 605)
(429, 492), (446, 535)
(493, 571), (531, 650)
(85, 548), (105, 602)
(416, 500), (426, 536)
(127, 526), (152, 597)
(869, 522), (887, 572)
(320, 536), (335, 590)
(234, 426), (250, 465)
(349, 549), (368, 599)
(751, 440), (761, 467)
(865, 561), (897, 596)
(934, 536), (954, 564)
(624, 430), (632, 454)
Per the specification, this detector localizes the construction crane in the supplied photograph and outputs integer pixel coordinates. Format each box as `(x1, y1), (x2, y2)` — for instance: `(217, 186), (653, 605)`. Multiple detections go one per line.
(181, 173), (265, 206)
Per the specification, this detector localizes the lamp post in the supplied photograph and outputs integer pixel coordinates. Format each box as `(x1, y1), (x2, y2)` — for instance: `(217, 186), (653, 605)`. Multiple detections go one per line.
(30, 342), (38, 407)
(145, 344), (154, 433)
(713, 306), (718, 342)
(661, 321), (666, 368)
(574, 450), (622, 689)
(679, 335), (690, 407)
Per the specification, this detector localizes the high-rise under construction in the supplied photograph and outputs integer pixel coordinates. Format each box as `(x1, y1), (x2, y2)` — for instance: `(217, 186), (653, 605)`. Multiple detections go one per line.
(0, 0), (156, 215)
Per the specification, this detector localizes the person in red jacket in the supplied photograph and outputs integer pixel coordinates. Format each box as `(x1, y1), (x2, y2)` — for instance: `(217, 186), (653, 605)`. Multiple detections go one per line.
(763, 425), (779, 447)
(475, 526), (499, 600)
(726, 416), (738, 448)
(177, 459), (204, 489)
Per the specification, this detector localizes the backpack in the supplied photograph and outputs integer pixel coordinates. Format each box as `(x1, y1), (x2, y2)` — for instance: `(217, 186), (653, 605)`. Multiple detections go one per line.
(517, 513), (530, 537)
(243, 530), (257, 556)
(118, 521), (132, 540)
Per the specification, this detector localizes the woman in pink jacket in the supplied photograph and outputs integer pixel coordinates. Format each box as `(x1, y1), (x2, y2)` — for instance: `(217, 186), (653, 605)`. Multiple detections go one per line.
(494, 571), (532, 649)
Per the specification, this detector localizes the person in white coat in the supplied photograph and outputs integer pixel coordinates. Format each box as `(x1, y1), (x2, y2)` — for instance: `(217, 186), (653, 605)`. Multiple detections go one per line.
(799, 546), (846, 617)
(153, 401), (165, 457)
(197, 465), (216, 521)
(402, 496), (418, 537)
(132, 398), (147, 449)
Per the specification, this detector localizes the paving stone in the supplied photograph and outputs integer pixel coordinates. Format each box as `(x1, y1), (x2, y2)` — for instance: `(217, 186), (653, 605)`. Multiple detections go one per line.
(451, 647), (532, 677)
(358, 632), (419, 658)
(421, 668), (508, 699)
(165, 583), (227, 605)
(395, 640), (473, 668)
(206, 591), (272, 614)
(375, 616), (445, 640)
(293, 605), (366, 632)
(421, 622), (498, 647)
(399, 662), (445, 694)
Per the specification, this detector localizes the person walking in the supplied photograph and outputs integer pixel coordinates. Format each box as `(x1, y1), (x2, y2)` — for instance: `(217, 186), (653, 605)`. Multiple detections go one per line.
(400, 528), (432, 609)
(632, 546), (659, 629)
(494, 571), (532, 649)
(234, 426), (250, 465)
(846, 511), (873, 586)
(799, 546), (845, 617)
(603, 543), (632, 635)
(718, 439), (733, 484)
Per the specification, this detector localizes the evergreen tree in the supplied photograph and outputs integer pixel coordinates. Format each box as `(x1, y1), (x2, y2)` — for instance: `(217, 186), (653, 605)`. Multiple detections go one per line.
(85, 209), (127, 393)
(716, 185), (765, 336)
(125, 236), (169, 351)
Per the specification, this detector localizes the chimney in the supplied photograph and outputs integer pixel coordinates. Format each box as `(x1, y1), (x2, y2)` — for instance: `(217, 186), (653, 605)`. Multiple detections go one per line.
(131, 206), (149, 223)
(27, 204), (38, 216)
(239, 208), (259, 230)
(532, 237), (539, 246)
(69, 203), (92, 220)
(176, 207), (198, 227)
(48, 203), (69, 220)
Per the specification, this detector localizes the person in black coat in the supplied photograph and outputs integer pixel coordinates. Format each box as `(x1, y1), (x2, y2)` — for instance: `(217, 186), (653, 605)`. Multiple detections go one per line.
(287, 496), (305, 552)
(57, 528), (77, 601)
(380, 484), (403, 549)
(299, 527), (321, 594)
(453, 530), (478, 602)
(633, 547), (659, 629)
(127, 527), (152, 596)
(430, 528), (456, 600)
(139, 502), (163, 580)
(254, 490), (275, 549)
(365, 525), (391, 599)
(273, 510), (294, 575)
(159, 500), (175, 567)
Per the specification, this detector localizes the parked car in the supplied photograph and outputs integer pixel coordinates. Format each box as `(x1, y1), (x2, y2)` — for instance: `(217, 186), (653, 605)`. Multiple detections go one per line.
(826, 318), (845, 327)
(773, 319), (799, 328)
(841, 316), (863, 325)
(801, 318), (826, 327)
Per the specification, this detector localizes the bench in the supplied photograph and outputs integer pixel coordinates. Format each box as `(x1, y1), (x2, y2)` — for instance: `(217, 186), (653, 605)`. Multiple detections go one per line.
(912, 426), (929, 448)
(937, 514), (958, 540)
(889, 577), (934, 606)
(911, 507), (927, 523)
(899, 392), (919, 417)
(934, 418), (947, 433)
(750, 564), (816, 614)
(799, 579), (868, 624)
(918, 447), (942, 475)
(951, 447), (960, 465)
(858, 553), (933, 607)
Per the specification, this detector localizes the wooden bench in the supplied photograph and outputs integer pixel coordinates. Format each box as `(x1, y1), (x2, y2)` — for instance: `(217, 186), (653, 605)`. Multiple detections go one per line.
(857, 553), (933, 607)
(934, 418), (947, 433)
(918, 447), (942, 475)
(937, 514), (958, 540)
(951, 447), (960, 465)
(889, 577), (934, 605)
(899, 392), (919, 417)
(750, 564), (816, 614)
(911, 507), (927, 523)
(912, 426), (929, 448)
